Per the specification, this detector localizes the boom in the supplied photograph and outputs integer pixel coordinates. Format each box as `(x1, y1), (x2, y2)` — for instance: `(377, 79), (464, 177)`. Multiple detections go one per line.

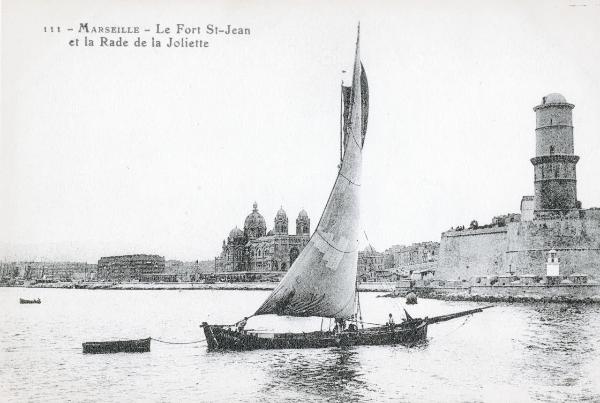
(426, 306), (494, 325)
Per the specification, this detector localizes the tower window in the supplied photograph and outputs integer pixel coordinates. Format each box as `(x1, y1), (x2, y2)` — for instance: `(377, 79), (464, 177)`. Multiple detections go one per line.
(549, 146), (554, 155)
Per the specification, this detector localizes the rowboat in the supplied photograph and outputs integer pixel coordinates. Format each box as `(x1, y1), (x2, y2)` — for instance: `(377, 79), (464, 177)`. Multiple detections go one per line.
(82, 338), (151, 354)
(19, 298), (41, 304)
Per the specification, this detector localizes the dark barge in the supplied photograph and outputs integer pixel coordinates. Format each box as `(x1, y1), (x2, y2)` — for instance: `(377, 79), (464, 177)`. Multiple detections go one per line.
(19, 298), (41, 304)
(82, 338), (151, 354)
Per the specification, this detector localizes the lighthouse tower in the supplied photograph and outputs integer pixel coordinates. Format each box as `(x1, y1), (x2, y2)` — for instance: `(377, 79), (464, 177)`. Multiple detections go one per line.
(531, 93), (579, 213)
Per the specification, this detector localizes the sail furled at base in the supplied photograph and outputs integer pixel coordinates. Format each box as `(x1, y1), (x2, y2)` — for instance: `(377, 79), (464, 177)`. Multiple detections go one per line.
(255, 29), (368, 319)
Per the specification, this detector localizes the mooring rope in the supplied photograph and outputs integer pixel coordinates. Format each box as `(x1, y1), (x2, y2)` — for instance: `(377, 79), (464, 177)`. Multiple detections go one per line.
(430, 315), (471, 341)
(151, 337), (206, 345)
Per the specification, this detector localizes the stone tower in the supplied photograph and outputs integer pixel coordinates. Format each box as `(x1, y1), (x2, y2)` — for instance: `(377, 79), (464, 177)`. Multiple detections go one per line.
(274, 207), (288, 235)
(531, 93), (579, 212)
(296, 209), (310, 235)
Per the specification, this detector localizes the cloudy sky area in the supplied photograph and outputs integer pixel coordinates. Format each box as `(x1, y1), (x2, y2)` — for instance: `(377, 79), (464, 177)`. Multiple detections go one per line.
(2, 0), (600, 263)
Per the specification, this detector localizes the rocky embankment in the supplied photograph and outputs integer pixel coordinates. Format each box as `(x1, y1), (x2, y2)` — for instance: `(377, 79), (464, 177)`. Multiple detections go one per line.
(379, 287), (600, 303)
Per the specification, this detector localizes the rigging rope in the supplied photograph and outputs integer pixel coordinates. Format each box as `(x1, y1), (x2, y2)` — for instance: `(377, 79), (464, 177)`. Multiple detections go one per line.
(429, 315), (471, 341)
(339, 171), (361, 186)
(349, 318), (385, 327)
(315, 230), (357, 254)
(151, 337), (206, 345)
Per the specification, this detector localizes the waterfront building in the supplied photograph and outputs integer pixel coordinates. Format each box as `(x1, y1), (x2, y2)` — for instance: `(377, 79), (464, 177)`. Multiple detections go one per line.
(164, 260), (208, 282)
(214, 203), (311, 280)
(357, 244), (385, 282)
(383, 242), (439, 276)
(0, 261), (97, 282)
(97, 254), (165, 282)
(437, 94), (600, 280)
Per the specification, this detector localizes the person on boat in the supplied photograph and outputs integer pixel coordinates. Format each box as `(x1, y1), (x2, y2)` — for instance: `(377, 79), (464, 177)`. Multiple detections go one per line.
(334, 318), (346, 333)
(387, 313), (395, 328)
(236, 317), (248, 332)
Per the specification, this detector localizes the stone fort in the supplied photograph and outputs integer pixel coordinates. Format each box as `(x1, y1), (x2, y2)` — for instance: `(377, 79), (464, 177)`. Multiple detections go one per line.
(437, 93), (600, 280)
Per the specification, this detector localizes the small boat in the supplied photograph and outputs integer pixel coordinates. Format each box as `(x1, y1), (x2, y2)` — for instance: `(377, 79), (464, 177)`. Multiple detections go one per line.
(82, 338), (151, 354)
(19, 298), (41, 304)
(201, 26), (492, 352)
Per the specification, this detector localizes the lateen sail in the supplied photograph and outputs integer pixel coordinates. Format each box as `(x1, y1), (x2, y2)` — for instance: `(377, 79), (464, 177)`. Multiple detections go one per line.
(255, 28), (368, 319)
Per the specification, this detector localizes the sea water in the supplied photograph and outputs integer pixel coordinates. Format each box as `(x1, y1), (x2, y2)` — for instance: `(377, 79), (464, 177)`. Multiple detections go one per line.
(1, 288), (599, 402)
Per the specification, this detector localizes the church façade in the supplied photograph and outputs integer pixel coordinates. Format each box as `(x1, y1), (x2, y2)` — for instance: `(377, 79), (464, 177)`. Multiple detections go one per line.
(215, 202), (311, 275)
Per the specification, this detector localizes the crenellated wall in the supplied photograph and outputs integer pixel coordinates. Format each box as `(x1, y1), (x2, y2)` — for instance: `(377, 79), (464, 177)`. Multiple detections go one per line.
(437, 210), (600, 280)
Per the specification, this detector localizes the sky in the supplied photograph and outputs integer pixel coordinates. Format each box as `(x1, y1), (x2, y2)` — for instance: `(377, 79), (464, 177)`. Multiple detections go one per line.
(2, 0), (600, 263)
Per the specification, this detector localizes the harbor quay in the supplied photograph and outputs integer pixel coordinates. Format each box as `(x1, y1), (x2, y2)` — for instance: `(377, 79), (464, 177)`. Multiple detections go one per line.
(1, 280), (397, 293)
(4, 277), (600, 303)
(384, 279), (600, 304)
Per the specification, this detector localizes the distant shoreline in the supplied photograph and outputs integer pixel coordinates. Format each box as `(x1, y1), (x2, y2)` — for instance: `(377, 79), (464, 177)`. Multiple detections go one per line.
(3, 281), (600, 303)
(1, 281), (396, 293)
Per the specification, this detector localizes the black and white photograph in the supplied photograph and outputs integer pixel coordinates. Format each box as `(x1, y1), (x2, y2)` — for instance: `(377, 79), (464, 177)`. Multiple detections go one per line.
(2, 1), (600, 401)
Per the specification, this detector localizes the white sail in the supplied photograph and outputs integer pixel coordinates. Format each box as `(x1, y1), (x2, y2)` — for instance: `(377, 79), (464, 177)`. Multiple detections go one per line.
(255, 29), (368, 319)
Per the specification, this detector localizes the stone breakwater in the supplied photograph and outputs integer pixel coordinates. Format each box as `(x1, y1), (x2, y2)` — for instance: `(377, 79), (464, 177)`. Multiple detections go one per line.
(2, 281), (396, 293)
(381, 285), (600, 303)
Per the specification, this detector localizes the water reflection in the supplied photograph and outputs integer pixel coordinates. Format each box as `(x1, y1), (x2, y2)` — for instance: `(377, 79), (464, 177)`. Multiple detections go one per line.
(262, 347), (372, 401)
(520, 303), (600, 402)
(3, 289), (600, 402)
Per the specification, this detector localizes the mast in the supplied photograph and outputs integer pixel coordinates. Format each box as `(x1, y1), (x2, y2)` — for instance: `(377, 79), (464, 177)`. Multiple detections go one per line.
(355, 277), (364, 329)
(254, 25), (368, 319)
(340, 80), (344, 165)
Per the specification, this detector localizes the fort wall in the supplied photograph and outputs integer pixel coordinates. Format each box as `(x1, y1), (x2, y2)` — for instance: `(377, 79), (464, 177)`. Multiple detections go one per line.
(436, 94), (600, 282)
(437, 227), (508, 280)
(505, 214), (600, 277)
(437, 211), (600, 280)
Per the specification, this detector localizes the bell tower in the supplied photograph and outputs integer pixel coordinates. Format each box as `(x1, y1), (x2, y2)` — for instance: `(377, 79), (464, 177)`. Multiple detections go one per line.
(531, 93), (579, 212)
(296, 209), (310, 236)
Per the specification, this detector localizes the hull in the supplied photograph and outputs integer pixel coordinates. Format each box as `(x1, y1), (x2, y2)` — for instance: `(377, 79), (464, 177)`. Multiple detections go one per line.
(82, 338), (151, 354)
(201, 320), (428, 351)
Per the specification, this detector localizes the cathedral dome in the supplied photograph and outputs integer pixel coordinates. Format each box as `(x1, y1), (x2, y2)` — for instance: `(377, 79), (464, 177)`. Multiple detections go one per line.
(228, 226), (244, 243)
(229, 226), (243, 238)
(542, 93), (567, 105)
(363, 244), (378, 253)
(244, 202), (267, 239)
(276, 207), (287, 221)
(298, 209), (308, 219)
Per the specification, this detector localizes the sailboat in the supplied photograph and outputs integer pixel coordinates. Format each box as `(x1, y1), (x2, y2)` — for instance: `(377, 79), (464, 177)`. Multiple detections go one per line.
(201, 27), (491, 351)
